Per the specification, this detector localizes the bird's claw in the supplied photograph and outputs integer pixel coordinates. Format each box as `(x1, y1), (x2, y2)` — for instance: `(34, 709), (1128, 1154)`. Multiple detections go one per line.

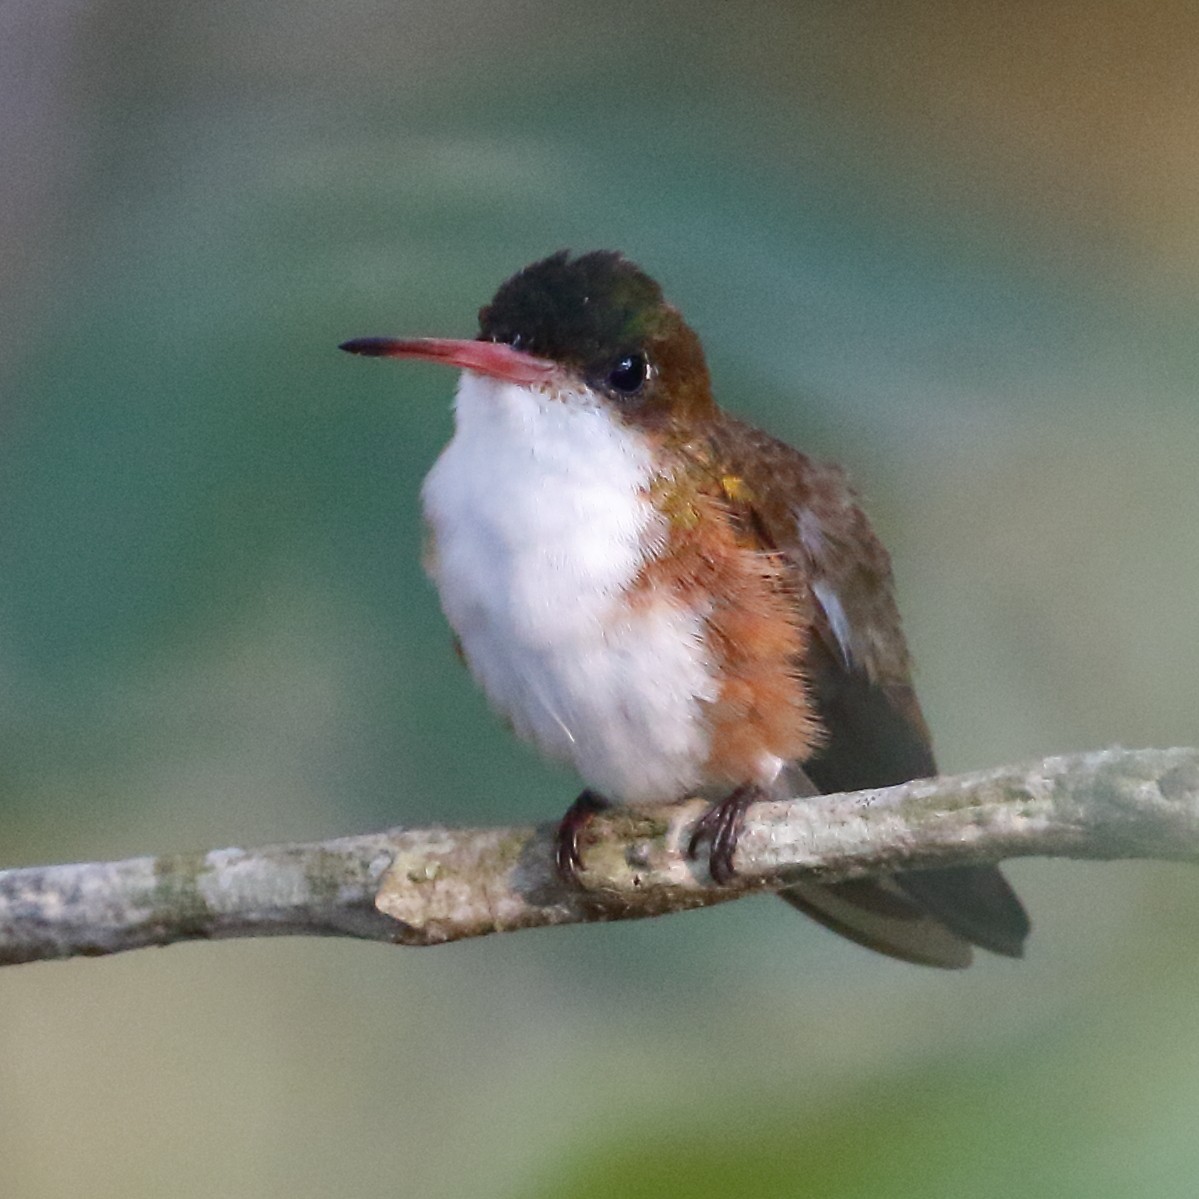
(553, 789), (611, 882)
(686, 785), (759, 885)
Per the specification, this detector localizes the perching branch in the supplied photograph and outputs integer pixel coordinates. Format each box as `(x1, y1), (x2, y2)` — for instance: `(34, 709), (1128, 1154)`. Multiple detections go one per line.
(1, 746), (1197, 967)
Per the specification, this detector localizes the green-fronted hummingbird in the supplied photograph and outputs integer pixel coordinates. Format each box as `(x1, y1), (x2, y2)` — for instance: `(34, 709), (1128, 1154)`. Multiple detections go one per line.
(341, 250), (1030, 967)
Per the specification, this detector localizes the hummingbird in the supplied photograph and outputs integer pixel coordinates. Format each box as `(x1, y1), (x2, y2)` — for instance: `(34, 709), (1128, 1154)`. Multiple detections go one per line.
(341, 249), (1030, 967)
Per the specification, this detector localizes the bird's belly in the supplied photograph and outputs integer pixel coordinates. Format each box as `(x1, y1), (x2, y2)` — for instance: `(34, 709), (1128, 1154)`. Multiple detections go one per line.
(448, 573), (719, 802)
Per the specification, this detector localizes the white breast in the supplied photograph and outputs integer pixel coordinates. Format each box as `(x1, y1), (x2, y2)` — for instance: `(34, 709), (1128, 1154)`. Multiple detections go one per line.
(420, 372), (718, 802)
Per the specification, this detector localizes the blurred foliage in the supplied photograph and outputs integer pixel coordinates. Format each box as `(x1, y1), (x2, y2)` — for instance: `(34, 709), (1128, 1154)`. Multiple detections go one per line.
(1, 2), (1198, 1197)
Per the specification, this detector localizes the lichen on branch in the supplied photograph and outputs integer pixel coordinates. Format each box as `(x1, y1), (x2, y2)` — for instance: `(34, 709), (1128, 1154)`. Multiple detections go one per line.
(1, 747), (1196, 967)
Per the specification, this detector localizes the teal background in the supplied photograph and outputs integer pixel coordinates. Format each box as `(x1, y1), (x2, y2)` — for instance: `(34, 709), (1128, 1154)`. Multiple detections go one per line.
(3, 3), (1199, 1196)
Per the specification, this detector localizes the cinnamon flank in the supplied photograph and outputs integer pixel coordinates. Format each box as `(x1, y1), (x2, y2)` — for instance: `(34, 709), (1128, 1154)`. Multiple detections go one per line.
(629, 472), (823, 784)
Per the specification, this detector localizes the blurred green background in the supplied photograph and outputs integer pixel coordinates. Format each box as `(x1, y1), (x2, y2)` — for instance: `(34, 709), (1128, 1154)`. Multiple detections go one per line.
(3, 3), (1199, 1196)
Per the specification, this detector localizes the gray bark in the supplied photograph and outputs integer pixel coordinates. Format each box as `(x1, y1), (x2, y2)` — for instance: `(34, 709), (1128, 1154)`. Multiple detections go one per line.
(1, 746), (1195, 966)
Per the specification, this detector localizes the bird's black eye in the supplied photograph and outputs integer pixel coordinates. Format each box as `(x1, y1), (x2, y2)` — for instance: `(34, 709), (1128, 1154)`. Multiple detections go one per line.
(606, 354), (648, 396)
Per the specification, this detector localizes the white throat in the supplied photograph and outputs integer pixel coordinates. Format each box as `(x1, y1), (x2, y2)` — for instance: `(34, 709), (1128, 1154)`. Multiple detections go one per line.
(420, 371), (717, 802)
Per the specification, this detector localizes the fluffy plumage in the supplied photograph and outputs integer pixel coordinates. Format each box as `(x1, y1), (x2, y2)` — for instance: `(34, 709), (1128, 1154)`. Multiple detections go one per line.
(350, 249), (1032, 967)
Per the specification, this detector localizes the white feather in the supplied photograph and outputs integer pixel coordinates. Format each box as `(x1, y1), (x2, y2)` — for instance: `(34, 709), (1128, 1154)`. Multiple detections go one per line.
(811, 579), (854, 668)
(798, 504), (855, 668)
(421, 372), (719, 802)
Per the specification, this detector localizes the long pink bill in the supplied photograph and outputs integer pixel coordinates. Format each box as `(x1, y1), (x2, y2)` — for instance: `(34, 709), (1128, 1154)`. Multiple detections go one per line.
(339, 336), (555, 385)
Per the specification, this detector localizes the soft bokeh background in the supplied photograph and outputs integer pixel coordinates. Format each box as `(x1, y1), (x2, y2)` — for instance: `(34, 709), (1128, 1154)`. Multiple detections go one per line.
(3, 3), (1199, 1196)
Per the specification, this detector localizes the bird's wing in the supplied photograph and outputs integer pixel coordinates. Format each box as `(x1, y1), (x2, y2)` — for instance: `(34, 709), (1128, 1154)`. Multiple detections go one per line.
(704, 416), (1029, 966)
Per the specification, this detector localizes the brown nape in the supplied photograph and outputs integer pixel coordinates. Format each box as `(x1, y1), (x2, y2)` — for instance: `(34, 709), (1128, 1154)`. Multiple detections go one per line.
(628, 471), (822, 784)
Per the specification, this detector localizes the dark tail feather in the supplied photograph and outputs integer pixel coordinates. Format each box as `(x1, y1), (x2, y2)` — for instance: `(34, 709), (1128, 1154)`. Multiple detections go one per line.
(779, 878), (974, 969)
(773, 765), (1030, 966)
(896, 865), (1030, 959)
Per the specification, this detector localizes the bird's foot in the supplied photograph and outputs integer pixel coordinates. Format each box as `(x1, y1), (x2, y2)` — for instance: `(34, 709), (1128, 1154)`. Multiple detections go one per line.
(554, 789), (612, 882)
(686, 784), (761, 885)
